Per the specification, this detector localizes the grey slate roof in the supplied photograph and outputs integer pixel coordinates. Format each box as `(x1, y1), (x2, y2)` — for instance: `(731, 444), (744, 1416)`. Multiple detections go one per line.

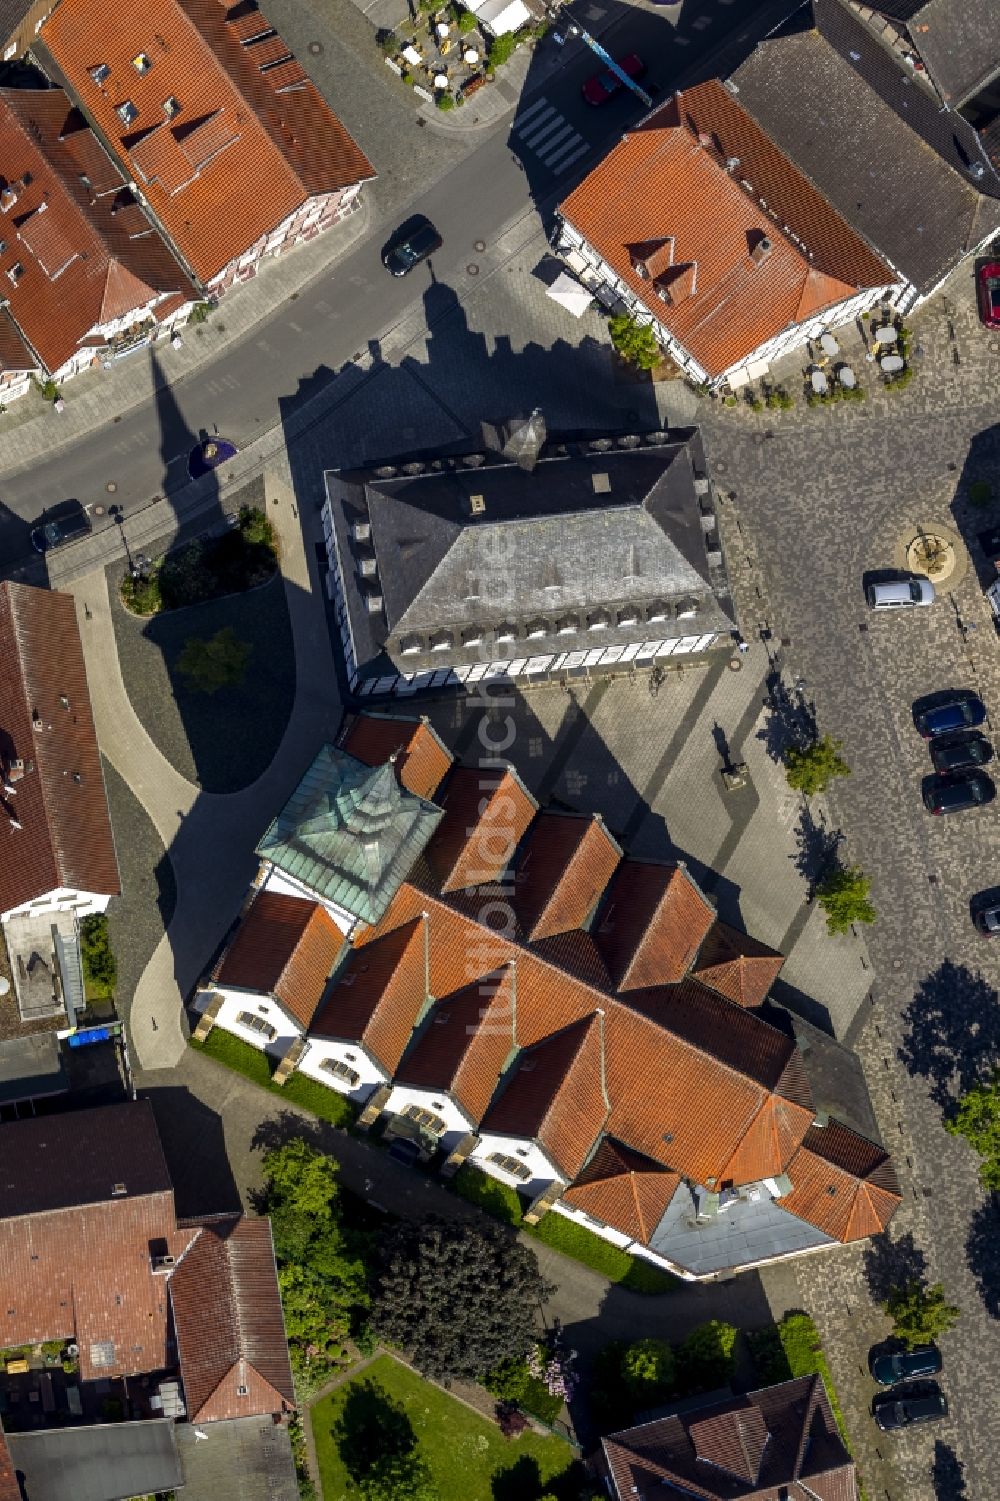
(176, 1416), (299, 1501)
(647, 1177), (834, 1277)
(326, 427), (734, 679)
(256, 744), (442, 925)
(6, 1419), (182, 1501)
(733, 9), (1000, 293)
(871, 0), (1000, 106)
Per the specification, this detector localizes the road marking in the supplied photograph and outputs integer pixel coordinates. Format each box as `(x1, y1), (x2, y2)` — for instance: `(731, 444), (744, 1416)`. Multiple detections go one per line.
(513, 97), (551, 129)
(550, 140), (591, 175)
(512, 99), (587, 171)
(532, 121), (574, 153)
(692, 13), (713, 28)
(516, 108), (558, 144)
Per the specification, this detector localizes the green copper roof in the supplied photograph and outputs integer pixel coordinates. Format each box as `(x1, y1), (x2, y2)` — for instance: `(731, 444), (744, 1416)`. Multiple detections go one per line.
(256, 744), (443, 926)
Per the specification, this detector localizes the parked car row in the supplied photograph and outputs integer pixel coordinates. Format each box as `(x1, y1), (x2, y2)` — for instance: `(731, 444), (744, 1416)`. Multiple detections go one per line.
(868, 1345), (948, 1432)
(916, 690), (996, 815)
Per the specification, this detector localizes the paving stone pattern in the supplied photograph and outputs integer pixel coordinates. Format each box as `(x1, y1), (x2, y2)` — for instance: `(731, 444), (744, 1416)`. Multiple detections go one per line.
(688, 266), (1000, 1501)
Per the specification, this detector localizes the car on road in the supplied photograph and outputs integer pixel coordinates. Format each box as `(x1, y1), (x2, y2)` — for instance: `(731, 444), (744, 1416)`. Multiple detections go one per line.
(582, 52), (646, 106)
(977, 260), (1000, 329)
(923, 769), (996, 815)
(869, 1345), (942, 1387)
(971, 890), (1000, 935)
(381, 216), (442, 277)
(929, 733), (994, 773)
(865, 577), (935, 610)
(30, 501), (92, 554)
(914, 691), (987, 739)
(871, 1382), (948, 1431)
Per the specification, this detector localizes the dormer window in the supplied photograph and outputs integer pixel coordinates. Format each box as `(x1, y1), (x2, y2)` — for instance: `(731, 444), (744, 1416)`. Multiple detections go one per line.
(525, 619), (547, 639)
(132, 52), (152, 74)
(461, 627), (483, 648)
(116, 100), (139, 126)
(618, 608), (640, 628)
(429, 630), (452, 652)
(556, 614), (578, 635)
(495, 623), (517, 644)
(399, 635), (421, 656)
(587, 610), (610, 631)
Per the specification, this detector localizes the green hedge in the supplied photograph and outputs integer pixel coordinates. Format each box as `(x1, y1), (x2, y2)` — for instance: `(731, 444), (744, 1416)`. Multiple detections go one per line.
(80, 914), (117, 1001)
(453, 1162), (525, 1225)
(189, 1027), (357, 1129)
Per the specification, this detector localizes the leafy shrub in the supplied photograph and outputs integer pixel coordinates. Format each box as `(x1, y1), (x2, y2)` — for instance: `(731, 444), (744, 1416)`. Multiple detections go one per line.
(497, 1402), (529, 1439)
(80, 914), (117, 999)
(120, 566), (163, 615)
(486, 1352), (563, 1424)
(621, 1338), (674, 1400)
(456, 8), (477, 29)
(815, 863), (876, 934)
(885, 365), (914, 391)
(608, 313), (660, 371)
(488, 31), (517, 66)
(453, 1163), (524, 1225)
(674, 1320), (738, 1395)
(187, 301), (211, 325)
(436, 92), (456, 110)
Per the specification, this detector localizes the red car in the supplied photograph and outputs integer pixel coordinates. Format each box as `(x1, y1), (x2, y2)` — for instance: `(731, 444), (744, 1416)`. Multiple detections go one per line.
(582, 52), (645, 106)
(977, 260), (1000, 329)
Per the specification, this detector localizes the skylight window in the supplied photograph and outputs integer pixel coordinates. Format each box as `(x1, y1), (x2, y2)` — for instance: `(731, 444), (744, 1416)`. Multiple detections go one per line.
(162, 95), (181, 118)
(116, 100), (139, 126)
(89, 63), (111, 85)
(132, 52), (152, 74)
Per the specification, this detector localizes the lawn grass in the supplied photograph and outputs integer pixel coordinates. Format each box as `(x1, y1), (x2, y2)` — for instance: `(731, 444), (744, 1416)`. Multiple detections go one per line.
(190, 1027), (357, 1129)
(310, 1354), (579, 1501)
(452, 1165), (680, 1293)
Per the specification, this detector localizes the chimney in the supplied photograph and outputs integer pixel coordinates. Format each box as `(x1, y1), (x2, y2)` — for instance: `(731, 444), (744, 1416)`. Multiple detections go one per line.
(697, 131), (713, 148)
(750, 236), (773, 266)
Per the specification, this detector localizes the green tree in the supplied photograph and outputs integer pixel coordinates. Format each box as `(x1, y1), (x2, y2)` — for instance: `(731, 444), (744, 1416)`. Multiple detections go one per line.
(359, 1452), (438, 1501)
(674, 1320), (738, 1394)
(488, 31), (517, 66)
(815, 864), (876, 935)
(784, 735), (851, 796)
(176, 626), (251, 694)
(372, 1216), (553, 1382)
(946, 1071), (1000, 1190)
(80, 914), (117, 997)
(620, 1338), (674, 1399)
(882, 1280), (960, 1349)
(608, 314), (661, 372)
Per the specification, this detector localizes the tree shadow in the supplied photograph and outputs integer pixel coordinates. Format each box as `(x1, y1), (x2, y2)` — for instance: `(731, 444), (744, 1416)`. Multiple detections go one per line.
(897, 959), (1000, 1113)
(756, 670), (817, 764)
(965, 1196), (1000, 1320)
(932, 1440), (969, 1501)
(492, 1455), (542, 1501)
(791, 803), (842, 897)
(333, 1377), (417, 1482)
(861, 1230), (928, 1306)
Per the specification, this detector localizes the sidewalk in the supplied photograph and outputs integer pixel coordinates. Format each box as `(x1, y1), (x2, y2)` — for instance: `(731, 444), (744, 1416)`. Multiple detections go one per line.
(0, 195), (371, 480)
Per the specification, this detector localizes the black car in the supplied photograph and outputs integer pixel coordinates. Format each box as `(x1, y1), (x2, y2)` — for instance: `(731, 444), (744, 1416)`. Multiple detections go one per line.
(30, 501), (92, 553)
(914, 691), (987, 739)
(872, 1382), (948, 1431)
(386, 1137), (422, 1167)
(929, 733), (994, 773)
(381, 216), (442, 277)
(923, 770), (996, 814)
(869, 1345), (942, 1387)
(973, 898), (1000, 936)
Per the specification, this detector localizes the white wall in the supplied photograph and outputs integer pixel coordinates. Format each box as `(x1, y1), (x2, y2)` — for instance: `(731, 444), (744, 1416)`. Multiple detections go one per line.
(297, 1035), (387, 1104)
(1, 886), (113, 923)
(209, 986), (301, 1060)
(383, 1082), (474, 1152)
(470, 1132), (560, 1198)
(550, 1201), (696, 1281)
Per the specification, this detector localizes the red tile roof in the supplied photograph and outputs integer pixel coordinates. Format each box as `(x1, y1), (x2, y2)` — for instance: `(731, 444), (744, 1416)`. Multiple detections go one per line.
(693, 920), (785, 1007)
(40, 0), (375, 283)
(0, 90), (194, 374)
(561, 1137), (681, 1243)
(312, 915), (428, 1073)
(395, 967), (517, 1123)
(0, 583), (119, 916)
(215, 890), (344, 1029)
(512, 811), (621, 941)
(484, 1014), (609, 1180)
(559, 82), (892, 379)
(426, 765), (537, 894)
(781, 1122), (901, 1241)
(170, 1217), (295, 1422)
(0, 309), (33, 374)
(341, 713), (453, 800)
(595, 862), (715, 989)
(0, 1425), (17, 1501)
(603, 1374), (856, 1501)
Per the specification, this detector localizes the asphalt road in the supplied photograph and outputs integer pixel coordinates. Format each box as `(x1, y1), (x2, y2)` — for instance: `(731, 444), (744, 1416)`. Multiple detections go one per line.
(0, 0), (799, 557)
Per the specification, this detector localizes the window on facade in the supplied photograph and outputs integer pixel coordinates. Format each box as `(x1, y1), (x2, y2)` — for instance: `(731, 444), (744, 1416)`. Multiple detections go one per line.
(495, 624), (517, 643)
(429, 631), (452, 652)
(321, 1058), (360, 1088)
(401, 1104), (446, 1135)
(488, 1152), (531, 1182)
(525, 619), (547, 639)
(236, 1010), (276, 1041)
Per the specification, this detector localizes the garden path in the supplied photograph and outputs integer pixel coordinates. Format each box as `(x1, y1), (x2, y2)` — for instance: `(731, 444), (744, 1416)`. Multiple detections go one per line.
(66, 458), (342, 1069)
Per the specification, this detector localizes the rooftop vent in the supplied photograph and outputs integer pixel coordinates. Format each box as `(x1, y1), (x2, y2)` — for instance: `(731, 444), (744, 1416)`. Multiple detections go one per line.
(0, 189), (18, 214)
(750, 235), (772, 266)
(364, 591), (383, 615)
(591, 472), (611, 494)
(352, 519), (371, 543)
(725, 155), (741, 171)
(357, 555), (377, 578)
(162, 96), (181, 118)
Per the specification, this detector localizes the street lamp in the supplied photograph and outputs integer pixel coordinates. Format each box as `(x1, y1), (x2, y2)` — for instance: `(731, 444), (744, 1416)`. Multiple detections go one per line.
(113, 511), (147, 580)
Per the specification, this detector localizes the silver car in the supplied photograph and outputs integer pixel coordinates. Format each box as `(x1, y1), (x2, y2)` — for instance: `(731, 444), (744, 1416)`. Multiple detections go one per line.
(866, 578), (936, 610)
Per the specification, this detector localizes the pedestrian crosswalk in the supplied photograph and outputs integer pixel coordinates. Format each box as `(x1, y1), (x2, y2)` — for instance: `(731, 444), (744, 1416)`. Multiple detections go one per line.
(511, 97), (591, 177)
